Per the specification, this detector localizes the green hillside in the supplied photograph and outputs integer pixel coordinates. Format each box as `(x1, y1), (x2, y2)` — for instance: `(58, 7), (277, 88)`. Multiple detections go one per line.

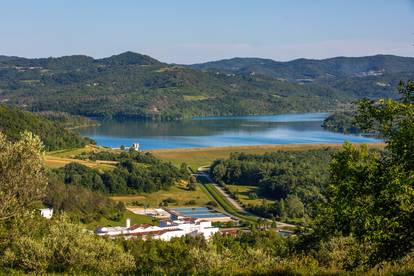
(0, 105), (93, 150)
(1, 52), (412, 120)
(0, 52), (348, 120)
(189, 55), (414, 99)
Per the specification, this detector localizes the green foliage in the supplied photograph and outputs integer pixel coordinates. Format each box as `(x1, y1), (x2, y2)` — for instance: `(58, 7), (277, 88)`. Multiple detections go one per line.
(187, 175), (197, 191)
(0, 52), (366, 120)
(0, 106), (93, 151)
(44, 175), (125, 223)
(1, 215), (135, 274)
(55, 151), (188, 194)
(38, 111), (98, 129)
(210, 149), (332, 219)
(317, 81), (414, 264)
(322, 111), (361, 133)
(0, 132), (47, 220)
(190, 55), (414, 99)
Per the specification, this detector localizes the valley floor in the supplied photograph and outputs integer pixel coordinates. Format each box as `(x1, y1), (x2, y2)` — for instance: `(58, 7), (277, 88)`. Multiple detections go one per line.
(149, 143), (385, 170)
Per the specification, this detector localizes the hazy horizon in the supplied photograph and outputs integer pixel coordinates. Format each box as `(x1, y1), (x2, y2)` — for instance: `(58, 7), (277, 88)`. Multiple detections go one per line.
(0, 0), (413, 64)
(2, 51), (414, 65)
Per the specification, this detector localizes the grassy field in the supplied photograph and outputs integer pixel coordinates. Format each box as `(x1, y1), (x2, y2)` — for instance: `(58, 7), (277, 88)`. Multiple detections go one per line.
(197, 175), (259, 223)
(183, 95), (210, 101)
(226, 185), (274, 206)
(84, 210), (155, 230)
(111, 182), (212, 208)
(43, 155), (117, 170)
(43, 145), (119, 169)
(150, 143), (384, 171)
(48, 145), (120, 158)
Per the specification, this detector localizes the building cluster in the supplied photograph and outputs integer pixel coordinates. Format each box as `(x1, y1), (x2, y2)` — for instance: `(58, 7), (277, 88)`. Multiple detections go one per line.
(96, 217), (219, 241)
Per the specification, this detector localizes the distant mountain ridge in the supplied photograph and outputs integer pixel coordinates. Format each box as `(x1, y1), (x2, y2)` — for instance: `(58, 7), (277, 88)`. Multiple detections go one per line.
(0, 52), (412, 120)
(189, 55), (414, 79)
(188, 54), (414, 99)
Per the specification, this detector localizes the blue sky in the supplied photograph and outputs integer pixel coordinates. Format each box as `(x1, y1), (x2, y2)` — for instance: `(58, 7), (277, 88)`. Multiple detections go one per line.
(0, 0), (413, 63)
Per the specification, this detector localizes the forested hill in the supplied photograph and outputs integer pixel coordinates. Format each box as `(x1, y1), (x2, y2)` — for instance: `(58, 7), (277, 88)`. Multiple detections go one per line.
(189, 55), (414, 99)
(0, 106), (93, 151)
(0, 52), (412, 120)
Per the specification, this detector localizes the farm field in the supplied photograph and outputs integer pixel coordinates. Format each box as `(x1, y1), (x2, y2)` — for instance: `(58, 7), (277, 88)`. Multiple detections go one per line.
(43, 155), (117, 170)
(47, 145), (119, 158)
(111, 182), (212, 208)
(43, 145), (119, 169)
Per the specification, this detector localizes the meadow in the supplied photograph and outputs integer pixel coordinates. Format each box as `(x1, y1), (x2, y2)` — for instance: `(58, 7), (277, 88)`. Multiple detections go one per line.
(226, 185), (274, 206)
(84, 209), (155, 230)
(150, 143), (384, 170)
(110, 182), (212, 208)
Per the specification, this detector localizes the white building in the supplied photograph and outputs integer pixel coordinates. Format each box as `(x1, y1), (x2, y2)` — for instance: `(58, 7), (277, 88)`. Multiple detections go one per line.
(96, 217), (219, 241)
(131, 143), (140, 151)
(39, 208), (53, 219)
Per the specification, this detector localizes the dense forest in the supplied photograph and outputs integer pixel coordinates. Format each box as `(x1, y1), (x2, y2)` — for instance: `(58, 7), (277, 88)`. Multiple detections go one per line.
(53, 150), (189, 194)
(0, 105), (94, 150)
(321, 111), (360, 133)
(1, 52), (412, 120)
(38, 111), (98, 129)
(210, 149), (334, 221)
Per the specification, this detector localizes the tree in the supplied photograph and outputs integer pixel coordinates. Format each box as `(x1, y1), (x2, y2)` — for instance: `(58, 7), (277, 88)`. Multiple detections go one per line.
(187, 175), (197, 191)
(318, 81), (414, 264)
(285, 195), (304, 218)
(45, 216), (135, 274)
(0, 132), (47, 221)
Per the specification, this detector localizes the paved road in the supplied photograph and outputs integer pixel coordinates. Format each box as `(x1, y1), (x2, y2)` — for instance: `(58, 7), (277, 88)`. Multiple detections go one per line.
(196, 168), (296, 229)
(198, 173), (244, 211)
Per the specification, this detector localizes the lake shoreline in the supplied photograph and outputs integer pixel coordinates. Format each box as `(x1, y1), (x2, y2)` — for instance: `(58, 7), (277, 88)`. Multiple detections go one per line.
(148, 142), (385, 170)
(80, 112), (381, 150)
(147, 142), (385, 154)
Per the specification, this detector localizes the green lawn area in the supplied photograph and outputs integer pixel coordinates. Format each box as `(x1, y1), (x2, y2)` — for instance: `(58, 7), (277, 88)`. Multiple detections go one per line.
(111, 182), (212, 208)
(197, 175), (259, 223)
(84, 210), (155, 230)
(183, 95), (209, 101)
(48, 145), (120, 158)
(226, 185), (274, 206)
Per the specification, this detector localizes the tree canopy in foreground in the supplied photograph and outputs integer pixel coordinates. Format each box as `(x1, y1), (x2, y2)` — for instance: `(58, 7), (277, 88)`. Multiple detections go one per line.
(317, 81), (414, 264)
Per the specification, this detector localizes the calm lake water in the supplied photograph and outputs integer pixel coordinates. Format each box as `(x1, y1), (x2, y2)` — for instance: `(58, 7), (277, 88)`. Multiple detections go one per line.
(79, 113), (381, 150)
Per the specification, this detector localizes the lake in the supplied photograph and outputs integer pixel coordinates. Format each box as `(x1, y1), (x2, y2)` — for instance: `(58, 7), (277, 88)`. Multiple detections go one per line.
(79, 112), (381, 150)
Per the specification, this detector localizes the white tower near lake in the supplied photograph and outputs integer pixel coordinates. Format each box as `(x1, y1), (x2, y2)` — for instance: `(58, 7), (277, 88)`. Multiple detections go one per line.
(131, 143), (140, 151)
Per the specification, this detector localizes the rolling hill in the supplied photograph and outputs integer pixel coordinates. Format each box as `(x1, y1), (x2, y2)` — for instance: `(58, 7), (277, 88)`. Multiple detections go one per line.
(0, 52), (412, 120)
(189, 55), (414, 99)
(0, 106), (94, 150)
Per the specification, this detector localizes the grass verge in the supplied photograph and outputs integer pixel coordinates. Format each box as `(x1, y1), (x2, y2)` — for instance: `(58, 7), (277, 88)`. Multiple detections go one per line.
(197, 175), (258, 223)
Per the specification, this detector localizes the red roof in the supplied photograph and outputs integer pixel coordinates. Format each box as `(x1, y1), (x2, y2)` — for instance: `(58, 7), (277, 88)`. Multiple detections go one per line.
(128, 224), (153, 231)
(127, 228), (182, 237)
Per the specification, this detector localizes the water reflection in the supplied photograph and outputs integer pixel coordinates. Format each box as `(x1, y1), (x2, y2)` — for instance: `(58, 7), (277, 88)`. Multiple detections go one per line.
(79, 113), (381, 150)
